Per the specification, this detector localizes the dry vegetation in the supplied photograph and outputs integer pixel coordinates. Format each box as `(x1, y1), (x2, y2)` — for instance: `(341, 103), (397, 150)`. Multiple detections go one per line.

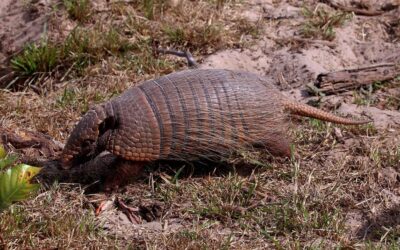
(1, 0), (400, 249)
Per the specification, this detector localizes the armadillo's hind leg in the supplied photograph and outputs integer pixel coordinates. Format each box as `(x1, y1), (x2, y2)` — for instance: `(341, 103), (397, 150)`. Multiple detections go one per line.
(103, 159), (147, 192)
(253, 134), (292, 158)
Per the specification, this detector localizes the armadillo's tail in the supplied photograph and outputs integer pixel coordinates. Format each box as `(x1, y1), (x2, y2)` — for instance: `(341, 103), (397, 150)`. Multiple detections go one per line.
(283, 100), (371, 125)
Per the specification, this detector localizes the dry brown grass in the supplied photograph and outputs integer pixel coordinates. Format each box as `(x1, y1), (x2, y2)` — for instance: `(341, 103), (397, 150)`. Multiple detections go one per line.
(2, 119), (398, 248)
(0, 184), (128, 248)
(7, 0), (258, 91)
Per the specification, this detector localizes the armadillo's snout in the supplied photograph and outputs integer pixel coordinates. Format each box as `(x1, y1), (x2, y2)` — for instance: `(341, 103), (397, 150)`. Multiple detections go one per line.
(60, 153), (74, 168)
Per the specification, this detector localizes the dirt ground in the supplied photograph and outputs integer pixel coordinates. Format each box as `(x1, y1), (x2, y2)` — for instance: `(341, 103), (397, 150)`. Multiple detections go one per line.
(0, 0), (399, 249)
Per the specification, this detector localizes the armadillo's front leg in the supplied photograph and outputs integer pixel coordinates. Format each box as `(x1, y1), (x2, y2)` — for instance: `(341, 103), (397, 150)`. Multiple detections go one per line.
(103, 159), (147, 192)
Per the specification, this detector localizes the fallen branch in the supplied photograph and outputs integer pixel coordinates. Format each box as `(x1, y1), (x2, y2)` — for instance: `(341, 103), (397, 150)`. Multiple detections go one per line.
(321, 0), (386, 16)
(0, 127), (62, 161)
(313, 63), (400, 95)
(272, 36), (337, 48)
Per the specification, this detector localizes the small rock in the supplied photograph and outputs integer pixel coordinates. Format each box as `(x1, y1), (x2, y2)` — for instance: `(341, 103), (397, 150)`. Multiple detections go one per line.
(377, 167), (399, 186)
(334, 127), (344, 142)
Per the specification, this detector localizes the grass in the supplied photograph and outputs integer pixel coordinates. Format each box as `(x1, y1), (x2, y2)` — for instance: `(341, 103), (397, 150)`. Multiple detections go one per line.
(62, 26), (133, 71)
(123, 1), (257, 53)
(9, 0), (257, 89)
(300, 6), (352, 41)
(0, 184), (128, 248)
(162, 23), (225, 52)
(142, 0), (158, 20)
(352, 79), (400, 110)
(11, 43), (59, 76)
(10, 27), (130, 77)
(9, 26), (172, 88)
(64, 0), (91, 22)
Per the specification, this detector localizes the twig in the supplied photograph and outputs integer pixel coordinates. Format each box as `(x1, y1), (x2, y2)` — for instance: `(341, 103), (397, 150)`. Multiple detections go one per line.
(156, 48), (198, 68)
(0, 233), (4, 247)
(279, 37), (336, 48)
(322, 1), (385, 16)
(266, 35), (336, 49)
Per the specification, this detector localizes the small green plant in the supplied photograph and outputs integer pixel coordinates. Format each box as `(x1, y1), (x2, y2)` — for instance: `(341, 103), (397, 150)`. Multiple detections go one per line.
(10, 26), (135, 83)
(63, 27), (131, 67)
(161, 23), (224, 52)
(141, 0), (168, 20)
(301, 7), (352, 41)
(62, 27), (95, 70)
(11, 43), (59, 76)
(164, 27), (186, 45)
(64, 0), (91, 22)
(0, 145), (41, 210)
(56, 88), (77, 108)
(103, 28), (131, 54)
(143, 0), (155, 19)
(236, 18), (261, 39)
(352, 84), (378, 106)
(308, 117), (329, 132)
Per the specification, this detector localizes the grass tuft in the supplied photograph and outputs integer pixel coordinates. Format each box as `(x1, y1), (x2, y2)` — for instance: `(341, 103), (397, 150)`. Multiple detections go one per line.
(300, 6), (352, 41)
(11, 43), (59, 76)
(64, 0), (91, 22)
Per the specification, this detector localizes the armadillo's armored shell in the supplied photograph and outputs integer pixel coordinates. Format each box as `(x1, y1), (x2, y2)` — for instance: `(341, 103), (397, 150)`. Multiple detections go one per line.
(101, 87), (162, 162)
(102, 69), (290, 161)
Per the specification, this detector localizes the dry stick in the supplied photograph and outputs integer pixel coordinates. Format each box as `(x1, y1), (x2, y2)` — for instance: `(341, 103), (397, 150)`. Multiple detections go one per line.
(156, 48), (198, 68)
(274, 36), (336, 48)
(291, 37), (336, 48)
(313, 63), (400, 95)
(321, 0), (385, 16)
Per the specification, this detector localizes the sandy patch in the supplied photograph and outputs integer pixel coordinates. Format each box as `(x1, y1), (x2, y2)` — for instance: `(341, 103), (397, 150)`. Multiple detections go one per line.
(0, 0), (49, 63)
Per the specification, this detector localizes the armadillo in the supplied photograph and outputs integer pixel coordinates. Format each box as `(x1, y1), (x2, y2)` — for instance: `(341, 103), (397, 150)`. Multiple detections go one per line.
(61, 69), (369, 190)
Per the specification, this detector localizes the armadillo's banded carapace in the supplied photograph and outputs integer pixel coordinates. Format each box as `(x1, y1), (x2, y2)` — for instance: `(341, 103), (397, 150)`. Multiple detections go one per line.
(113, 70), (279, 161)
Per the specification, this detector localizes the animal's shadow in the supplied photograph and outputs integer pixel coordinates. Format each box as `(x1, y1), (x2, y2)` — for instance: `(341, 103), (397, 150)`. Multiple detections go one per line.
(36, 155), (270, 194)
(148, 158), (260, 180)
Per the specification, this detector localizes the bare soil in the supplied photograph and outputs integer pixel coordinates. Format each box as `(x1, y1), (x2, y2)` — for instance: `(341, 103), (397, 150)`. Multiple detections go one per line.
(0, 0), (399, 249)
(0, 0), (48, 62)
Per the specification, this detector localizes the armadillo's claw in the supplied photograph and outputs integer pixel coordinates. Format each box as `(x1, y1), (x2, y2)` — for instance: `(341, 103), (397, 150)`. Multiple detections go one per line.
(115, 197), (141, 224)
(95, 199), (114, 216)
(94, 196), (141, 224)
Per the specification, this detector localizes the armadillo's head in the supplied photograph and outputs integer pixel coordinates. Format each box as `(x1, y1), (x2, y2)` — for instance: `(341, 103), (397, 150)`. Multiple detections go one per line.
(61, 106), (107, 169)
